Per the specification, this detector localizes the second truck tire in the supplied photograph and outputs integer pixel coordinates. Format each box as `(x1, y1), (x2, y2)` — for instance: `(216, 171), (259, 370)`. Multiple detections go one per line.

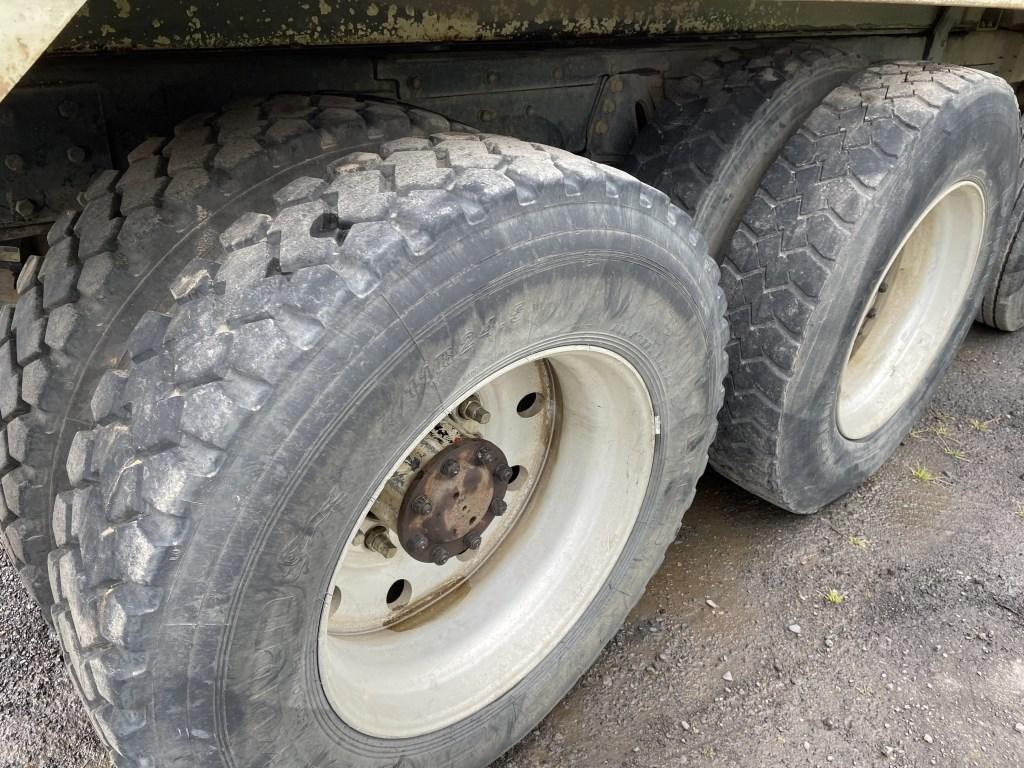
(711, 62), (1018, 513)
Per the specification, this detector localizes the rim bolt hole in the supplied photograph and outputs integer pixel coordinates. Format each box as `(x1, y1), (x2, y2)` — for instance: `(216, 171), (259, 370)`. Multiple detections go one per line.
(386, 579), (412, 609)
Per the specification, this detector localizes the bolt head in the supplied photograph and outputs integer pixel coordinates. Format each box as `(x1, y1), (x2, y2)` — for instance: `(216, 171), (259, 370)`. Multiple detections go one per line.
(474, 447), (494, 466)
(412, 495), (432, 515)
(866, 307), (878, 319)
(463, 533), (482, 550)
(491, 499), (507, 517)
(431, 546), (450, 566)
(440, 459), (460, 477)
(14, 199), (35, 219)
(410, 535), (430, 552)
(66, 146), (87, 164)
(4, 154), (24, 173)
(494, 464), (514, 483)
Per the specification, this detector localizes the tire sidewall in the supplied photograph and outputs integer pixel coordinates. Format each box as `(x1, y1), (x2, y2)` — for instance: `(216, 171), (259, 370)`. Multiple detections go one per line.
(154, 200), (720, 766)
(776, 87), (1016, 512)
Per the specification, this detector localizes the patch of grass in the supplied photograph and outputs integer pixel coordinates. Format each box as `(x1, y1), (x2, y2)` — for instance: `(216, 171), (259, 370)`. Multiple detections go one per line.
(911, 465), (936, 482)
(1015, 505), (1024, 521)
(824, 588), (845, 605)
(944, 447), (967, 461)
(849, 535), (870, 549)
(969, 418), (993, 433)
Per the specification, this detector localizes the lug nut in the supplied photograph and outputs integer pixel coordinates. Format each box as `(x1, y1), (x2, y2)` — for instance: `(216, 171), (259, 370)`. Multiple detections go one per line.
(491, 499), (507, 516)
(866, 307), (878, 320)
(364, 526), (397, 559)
(410, 534), (430, 552)
(457, 396), (491, 424)
(431, 546), (450, 566)
(878, 281), (888, 293)
(66, 146), (87, 164)
(494, 464), (514, 483)
(463, 533), (482, 550)
(474, 446), (494, 466)
(441, 459), (460, 477)
(412, 495), (432, 515)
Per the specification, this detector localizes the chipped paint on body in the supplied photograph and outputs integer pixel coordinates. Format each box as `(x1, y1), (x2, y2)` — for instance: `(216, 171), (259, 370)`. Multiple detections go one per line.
(49, 0), (952, 53)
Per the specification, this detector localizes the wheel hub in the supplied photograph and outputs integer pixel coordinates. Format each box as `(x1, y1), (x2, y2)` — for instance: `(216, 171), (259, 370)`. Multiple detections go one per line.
(397, 437), (511, 564)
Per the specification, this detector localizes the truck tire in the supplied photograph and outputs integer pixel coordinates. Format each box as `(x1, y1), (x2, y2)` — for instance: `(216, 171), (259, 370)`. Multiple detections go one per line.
(628, 43), (864, 260)
(980, 113), (1024, 332)
(49, 136), (727, 766)
(711, 62), (1017, 513)
(0, 95), (456, 611)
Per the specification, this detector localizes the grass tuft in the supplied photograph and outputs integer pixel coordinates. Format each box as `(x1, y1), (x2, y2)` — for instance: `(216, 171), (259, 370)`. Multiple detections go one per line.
(824, 588), (845, 605)
(911, 465), (936, 482)
(849, 536), (870, 549)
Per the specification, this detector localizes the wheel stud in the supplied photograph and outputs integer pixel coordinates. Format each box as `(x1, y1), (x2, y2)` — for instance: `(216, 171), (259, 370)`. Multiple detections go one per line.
(463, 533), (482, 550)
(866, 307), (878, 319)
(364, 526), (397, 559)
(491, 499), (507, 516)
(410, 534), (430, 552)
(457, 396), (491, 424)
(412, 495), (432, 515)
(431, 546), (450, 566)
(494, 464), (514, 483)
(474, 446), (494, 465)
(878, 281), (889, 293)
(441, 459), (460, 477)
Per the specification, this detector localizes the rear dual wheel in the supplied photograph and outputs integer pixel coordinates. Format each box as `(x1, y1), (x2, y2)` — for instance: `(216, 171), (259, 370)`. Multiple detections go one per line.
(49, 132), (727, 765)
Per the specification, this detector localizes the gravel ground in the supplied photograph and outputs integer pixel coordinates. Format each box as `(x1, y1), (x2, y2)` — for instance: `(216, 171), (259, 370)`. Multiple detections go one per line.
(2, 323), (1023, 768)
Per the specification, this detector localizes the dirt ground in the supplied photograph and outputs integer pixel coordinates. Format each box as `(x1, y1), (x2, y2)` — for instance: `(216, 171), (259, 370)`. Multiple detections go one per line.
(2, 323), (1023, 768)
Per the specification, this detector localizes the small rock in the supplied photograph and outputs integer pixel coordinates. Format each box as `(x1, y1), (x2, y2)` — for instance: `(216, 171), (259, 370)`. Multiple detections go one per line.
(680, 720), (691, 731)
(723, 671), (733, 682)
(706, 598), (719, 610)
(924, 733), (934, 744)
(788, 623), (802, 635)
(773, 659), (784, 673)
(1015, 722), (1024, 734)
(823, 717), (838, 731)
(881, 745), (895, 758)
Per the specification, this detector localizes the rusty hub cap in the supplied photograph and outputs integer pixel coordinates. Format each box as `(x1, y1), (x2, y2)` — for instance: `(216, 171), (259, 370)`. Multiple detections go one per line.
(397, 437), (511, 563)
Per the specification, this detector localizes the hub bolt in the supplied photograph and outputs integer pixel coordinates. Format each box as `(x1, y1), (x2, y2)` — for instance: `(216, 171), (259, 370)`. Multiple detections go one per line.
(412, 495), (432, 515)
(878, 281), (889, 293)
(431, 546), (450, 566)
(866, 307), (878, 319)
(364, 526), (397, 559)
(491, 499), (507, 516)
(474, 446), (494, 466)
(494, 464), (514, 483)
(463, 533), (482, 550)
(457, 396), (491, 424)
(441, 459), (460, 477)
(410, 534), (430, 552)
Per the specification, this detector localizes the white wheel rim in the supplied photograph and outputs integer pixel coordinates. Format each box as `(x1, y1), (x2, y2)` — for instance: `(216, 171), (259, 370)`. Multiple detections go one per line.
(317, 346), (656, 738)
(837, 181), (985, 440)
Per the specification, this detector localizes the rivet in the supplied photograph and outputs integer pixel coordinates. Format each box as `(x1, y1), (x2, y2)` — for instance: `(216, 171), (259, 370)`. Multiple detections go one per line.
(479, 109), (496, 123)
(58, 100), (79, 119)
(4, 154), (24, 173)
(66, 146), (87, 164)
(594, 120), (609, 136)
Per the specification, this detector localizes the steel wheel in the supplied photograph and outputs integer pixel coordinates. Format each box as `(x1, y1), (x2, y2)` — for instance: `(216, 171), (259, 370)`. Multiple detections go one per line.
(317, 347), (656, 737)
(836, 182), (986, 440)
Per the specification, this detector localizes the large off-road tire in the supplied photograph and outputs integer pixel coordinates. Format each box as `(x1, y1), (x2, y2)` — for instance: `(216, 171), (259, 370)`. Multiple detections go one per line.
(49, 135), (727, 765)
(628, 43), (864, 260)
(0, 96), (456, 611)
(711, 62), (1017, 513)
(980, 113), (1024, 332)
